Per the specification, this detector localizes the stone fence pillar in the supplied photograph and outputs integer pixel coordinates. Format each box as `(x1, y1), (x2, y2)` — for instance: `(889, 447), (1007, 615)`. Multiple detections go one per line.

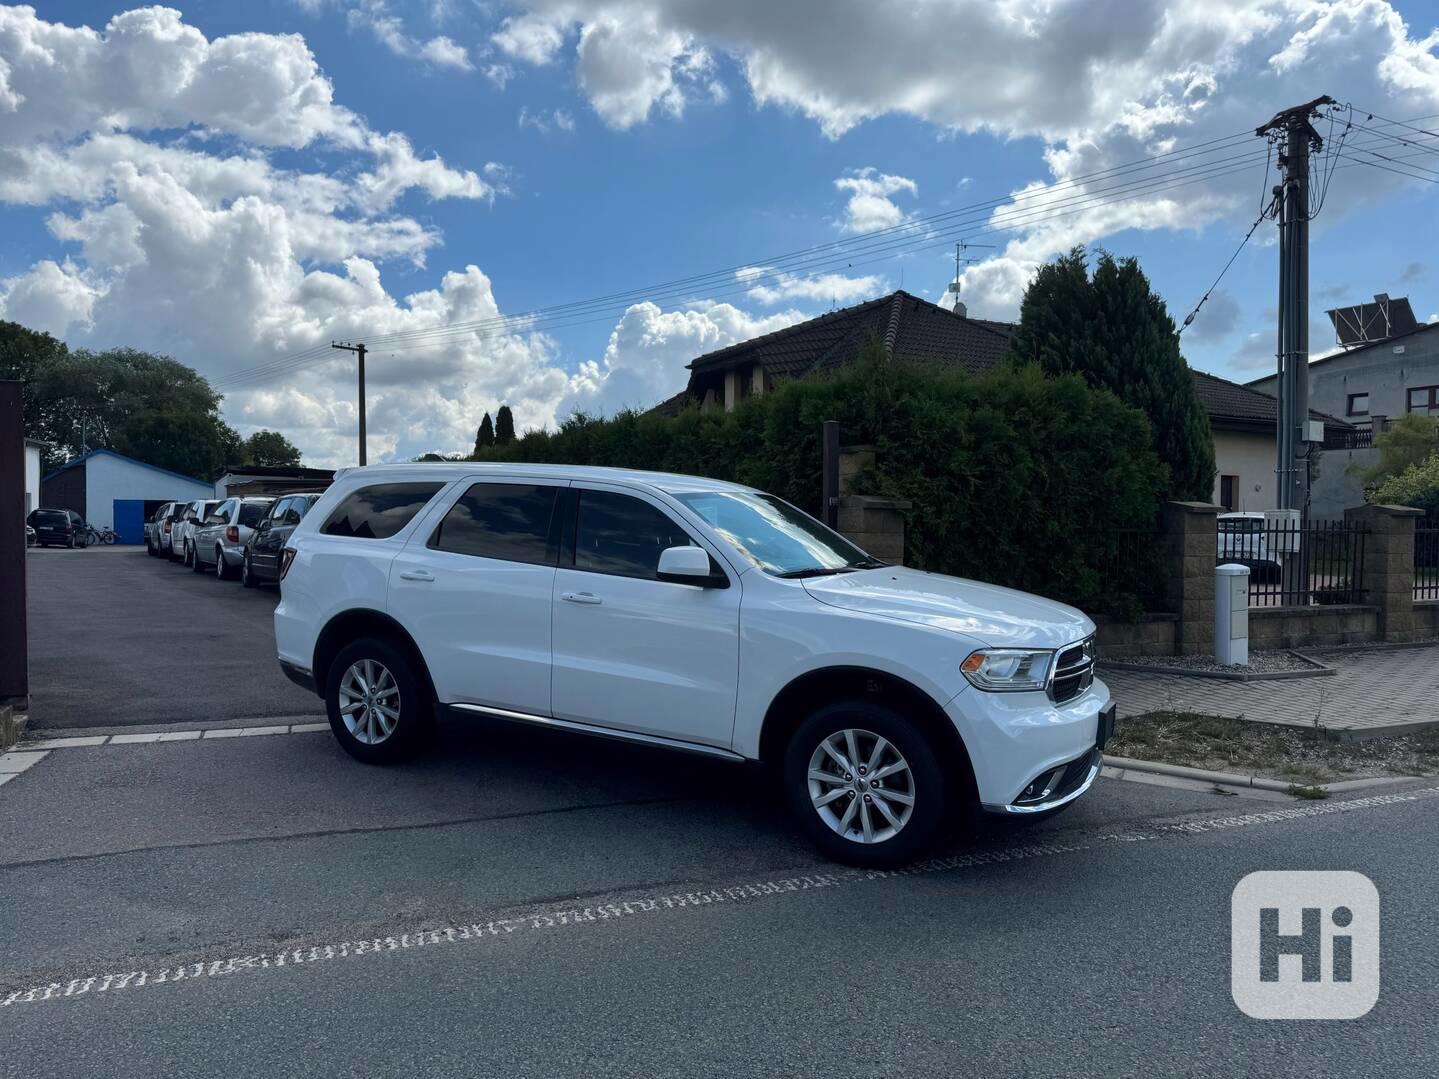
(1344, 503), (1422, 642)
(1164, 500), (1221, 655)
(837, 495), (910, 565)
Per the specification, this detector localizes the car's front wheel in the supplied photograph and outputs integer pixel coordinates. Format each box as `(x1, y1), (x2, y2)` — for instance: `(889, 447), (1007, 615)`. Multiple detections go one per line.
(325, 638), (430, 764)
(240, 552), (256, 588)
(190, 543), (204, 573)
(783, 701), (949, 867)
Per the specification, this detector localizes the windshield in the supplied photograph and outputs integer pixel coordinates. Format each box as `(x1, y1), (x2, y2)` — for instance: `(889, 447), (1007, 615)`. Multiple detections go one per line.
(674, 490), (873, 577)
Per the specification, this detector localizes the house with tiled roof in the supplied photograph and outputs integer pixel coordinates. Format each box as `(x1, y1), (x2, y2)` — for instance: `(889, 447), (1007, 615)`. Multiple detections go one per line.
(651, 289), (1352, 513)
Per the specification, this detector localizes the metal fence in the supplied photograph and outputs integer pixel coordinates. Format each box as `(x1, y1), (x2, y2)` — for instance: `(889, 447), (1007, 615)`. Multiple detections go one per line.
(1217, 517), (1369, 607)
(1091, 528), (1167, 613)
(1418, 525), (1439, 601)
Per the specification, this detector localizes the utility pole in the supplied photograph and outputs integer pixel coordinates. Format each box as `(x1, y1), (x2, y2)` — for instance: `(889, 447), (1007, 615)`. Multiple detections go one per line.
(947, 239), (994, 315)
(330, 341), (368, 466)
(1256, 96), (1333, 515)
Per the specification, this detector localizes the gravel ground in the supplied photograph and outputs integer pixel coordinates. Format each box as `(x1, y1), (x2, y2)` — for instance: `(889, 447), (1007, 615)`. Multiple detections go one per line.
(1102, 649), (1321, 674)
(1111, 710), (1439, 783)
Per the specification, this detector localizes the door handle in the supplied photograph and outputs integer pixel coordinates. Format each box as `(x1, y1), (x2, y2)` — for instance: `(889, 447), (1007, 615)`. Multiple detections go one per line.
(399, 569), (435, 582)
(560, 591), (602, 605)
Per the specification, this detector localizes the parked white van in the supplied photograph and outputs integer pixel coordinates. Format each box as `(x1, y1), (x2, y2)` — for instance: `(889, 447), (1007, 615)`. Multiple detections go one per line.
(275, 464), (1114, 864)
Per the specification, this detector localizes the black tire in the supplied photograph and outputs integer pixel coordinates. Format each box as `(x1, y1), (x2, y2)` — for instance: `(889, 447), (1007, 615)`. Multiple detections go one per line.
(782, 700), (950, 867)
(67, 534), (77, 549)
(325, 637), (431, 764)
(215, 548), (233, 580)
(240, 552), (256, 588)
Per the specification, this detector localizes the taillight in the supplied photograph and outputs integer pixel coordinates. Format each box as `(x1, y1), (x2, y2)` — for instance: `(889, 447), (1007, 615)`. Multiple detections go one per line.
(225, 526), (239, 544)
(279, 546), (297, 580)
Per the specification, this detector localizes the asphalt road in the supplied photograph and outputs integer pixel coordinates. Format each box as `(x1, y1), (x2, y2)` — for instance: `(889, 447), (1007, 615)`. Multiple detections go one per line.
(23, 545), (322, 729)
(2, 720), (1436, 1077)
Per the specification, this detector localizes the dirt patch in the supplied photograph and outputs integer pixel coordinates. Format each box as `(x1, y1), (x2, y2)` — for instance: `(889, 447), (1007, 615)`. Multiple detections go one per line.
(1111, 712), (1439, 784)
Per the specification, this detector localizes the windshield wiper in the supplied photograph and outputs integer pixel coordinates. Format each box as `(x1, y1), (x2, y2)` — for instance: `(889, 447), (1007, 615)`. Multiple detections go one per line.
(846, 557), (887, 569)
(774, 566), (856, 579)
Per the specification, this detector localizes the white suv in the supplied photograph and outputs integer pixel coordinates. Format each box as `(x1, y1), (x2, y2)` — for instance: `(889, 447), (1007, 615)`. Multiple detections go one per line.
(275, 464), (1114, 865)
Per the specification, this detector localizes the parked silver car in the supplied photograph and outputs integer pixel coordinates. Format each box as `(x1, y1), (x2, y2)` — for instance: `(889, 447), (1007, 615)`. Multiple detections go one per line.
(172, 498), (223, 566)
(192, 497), (275, 579)
(146, 501), (184, 557)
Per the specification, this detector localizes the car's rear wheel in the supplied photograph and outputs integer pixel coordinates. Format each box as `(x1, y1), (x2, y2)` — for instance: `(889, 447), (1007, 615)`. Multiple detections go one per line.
(783, 701), (949, 867)
(215, 547), (234, 580)
(325, 638), (430, 764)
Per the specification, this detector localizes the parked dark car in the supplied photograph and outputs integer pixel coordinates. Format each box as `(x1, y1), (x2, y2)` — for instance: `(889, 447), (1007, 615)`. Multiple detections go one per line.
(241, 492), (323, 587)
(28, 508), (85, 548)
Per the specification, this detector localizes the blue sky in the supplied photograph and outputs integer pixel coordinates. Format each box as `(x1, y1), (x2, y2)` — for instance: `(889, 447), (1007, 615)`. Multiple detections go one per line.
(2, 1), (1437, 464)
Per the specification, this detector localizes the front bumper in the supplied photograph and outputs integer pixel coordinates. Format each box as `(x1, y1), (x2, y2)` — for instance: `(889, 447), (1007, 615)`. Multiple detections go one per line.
(946, 677), (1113, 810)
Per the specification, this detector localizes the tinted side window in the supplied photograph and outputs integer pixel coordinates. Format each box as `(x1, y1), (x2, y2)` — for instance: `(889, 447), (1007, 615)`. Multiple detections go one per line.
(574, 490), (691, 580)
(431, 483), (559, 565)
(239, 502), (270, 527)
(321, 483), (445, 540)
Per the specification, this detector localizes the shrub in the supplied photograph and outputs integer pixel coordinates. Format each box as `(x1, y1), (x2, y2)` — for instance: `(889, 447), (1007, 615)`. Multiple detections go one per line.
(1370, 452), (1439, 518)
(475, 348), (1167, 613)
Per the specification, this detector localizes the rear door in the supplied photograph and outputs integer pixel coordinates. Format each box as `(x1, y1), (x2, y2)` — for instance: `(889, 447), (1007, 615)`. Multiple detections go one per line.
(387, 477), (567, 716)
(251, 498), (290, 575)
(550, 484), (741, 749)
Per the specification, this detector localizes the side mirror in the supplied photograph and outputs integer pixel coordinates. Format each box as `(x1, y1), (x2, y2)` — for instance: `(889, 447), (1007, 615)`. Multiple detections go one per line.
(657, 545), (724, 587)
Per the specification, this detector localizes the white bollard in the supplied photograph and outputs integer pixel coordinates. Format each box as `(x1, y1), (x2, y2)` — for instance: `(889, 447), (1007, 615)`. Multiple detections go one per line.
(1215, 563), (1250, 665)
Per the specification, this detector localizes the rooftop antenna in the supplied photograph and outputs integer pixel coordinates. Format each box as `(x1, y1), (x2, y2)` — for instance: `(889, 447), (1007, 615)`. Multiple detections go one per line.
(948, 239), (995, 315)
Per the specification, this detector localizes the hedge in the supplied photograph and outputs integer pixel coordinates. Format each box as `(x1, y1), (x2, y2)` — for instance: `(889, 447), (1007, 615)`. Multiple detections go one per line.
(476, 350), (1168, 614)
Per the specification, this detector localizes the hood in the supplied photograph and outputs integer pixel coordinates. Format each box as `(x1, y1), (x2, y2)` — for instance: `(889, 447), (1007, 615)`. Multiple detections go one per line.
(802, 566), (1094, 649)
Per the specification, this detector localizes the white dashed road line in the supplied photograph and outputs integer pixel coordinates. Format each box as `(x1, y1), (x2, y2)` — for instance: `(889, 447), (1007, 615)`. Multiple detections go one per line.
(4, 783), (1436, 1011)
(16, 720), (330, 752)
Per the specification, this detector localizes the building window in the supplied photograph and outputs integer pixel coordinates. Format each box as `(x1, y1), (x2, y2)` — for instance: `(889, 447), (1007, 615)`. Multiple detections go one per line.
(1346, 392), (1369, 416)
(1219, 475), (1238, 512)
(1408, 385), (1439, 415)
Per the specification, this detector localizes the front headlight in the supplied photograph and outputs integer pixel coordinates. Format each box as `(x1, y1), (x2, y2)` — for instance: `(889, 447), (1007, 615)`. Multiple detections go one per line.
(960, 648), (1053, 692)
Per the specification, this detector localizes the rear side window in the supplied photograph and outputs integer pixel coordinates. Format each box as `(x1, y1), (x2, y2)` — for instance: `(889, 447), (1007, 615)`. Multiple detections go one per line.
(239, 502), (270, 527)
(321, 483), (444, 540)
(431, 483), (559, 565)
(574, 490), (692, 580)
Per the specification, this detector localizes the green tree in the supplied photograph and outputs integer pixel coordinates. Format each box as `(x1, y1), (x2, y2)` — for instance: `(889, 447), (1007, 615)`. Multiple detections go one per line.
(1351, 414), (1439, 491)
(240, 429), (302, 467)
(0, 320), (69, 447)
(495, 405), (516, 445)
(1370, 452), (1439, 517)
(1006, 246), (1216, 502)
(473, 412), (495, 456)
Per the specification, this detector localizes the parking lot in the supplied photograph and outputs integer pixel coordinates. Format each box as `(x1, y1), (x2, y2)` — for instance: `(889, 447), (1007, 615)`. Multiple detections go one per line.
(7, 541), (1439, 1076)
(24, 544), (322, 729)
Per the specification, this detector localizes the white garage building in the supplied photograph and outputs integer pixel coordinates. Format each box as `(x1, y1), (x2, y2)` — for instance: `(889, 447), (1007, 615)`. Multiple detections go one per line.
(24, 438), (45, 517)
(40, 449), (213, 544)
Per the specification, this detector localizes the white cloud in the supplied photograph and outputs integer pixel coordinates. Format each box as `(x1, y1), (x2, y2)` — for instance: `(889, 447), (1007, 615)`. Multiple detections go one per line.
(564, 300), (808, 414)
(343, 0), (474, 69)
(492, 12), (568, 65)
(518, 106), (576, 133)
(0, 259), (103, 335)
(834, 168), (917, 234)
(738, 268), (884, 306)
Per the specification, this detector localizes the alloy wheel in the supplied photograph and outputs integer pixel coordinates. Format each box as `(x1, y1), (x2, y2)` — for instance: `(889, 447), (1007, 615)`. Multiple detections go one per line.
(337, 659), (401, 745)
(807, 728), (915, 845)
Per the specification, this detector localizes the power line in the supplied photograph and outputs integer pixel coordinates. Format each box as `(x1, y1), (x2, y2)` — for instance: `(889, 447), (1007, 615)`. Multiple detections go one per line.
(1178, 204), (1274, 336)
(212, 148), (1272, 391)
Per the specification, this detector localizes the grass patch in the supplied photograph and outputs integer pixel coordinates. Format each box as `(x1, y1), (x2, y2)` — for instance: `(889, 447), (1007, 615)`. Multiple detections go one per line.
(1108, 712), (1439, 784)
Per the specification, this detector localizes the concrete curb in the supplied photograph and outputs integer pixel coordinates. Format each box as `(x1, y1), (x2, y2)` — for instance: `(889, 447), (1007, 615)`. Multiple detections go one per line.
(1099, 649), (1334, 682)
(1103, 754), (1426, 794)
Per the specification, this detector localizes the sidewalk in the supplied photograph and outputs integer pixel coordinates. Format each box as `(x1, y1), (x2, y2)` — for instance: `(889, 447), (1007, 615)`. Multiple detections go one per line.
(1102, 644), (1439, 736)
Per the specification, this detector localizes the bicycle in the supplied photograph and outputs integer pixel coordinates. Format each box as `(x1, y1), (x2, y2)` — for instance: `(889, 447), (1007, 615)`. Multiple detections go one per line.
(81, 525), (117, 546)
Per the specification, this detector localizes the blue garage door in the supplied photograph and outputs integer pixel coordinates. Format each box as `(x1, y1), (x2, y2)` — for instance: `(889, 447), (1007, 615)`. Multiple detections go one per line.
(112, 499), (145, 545)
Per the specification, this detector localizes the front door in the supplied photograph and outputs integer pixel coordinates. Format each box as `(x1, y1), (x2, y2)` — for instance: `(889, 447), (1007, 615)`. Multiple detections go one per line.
(551, 485), (741, 749)
(388, 477), (566, 717)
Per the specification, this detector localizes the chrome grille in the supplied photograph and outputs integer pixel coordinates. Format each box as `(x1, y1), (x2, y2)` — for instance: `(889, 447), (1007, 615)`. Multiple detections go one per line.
(1048, 637), (1095, 704)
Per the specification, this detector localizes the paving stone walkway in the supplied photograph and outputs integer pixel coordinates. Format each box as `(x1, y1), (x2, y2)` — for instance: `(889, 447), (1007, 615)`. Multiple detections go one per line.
(1102, 645), (1439, 735)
